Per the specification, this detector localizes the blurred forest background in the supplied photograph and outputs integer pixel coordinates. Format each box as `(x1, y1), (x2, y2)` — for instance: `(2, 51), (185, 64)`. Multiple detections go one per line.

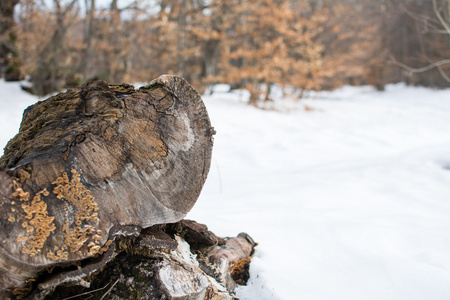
(0, 0), (449, 103)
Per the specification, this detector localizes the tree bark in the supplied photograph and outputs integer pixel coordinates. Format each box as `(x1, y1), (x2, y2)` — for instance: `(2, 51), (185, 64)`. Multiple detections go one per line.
(40, 220), (256, 300)
(0, 0), (21, 81)
(0, 75), (215, 298)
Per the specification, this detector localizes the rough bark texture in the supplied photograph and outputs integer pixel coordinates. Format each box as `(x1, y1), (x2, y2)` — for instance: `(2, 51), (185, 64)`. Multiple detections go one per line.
(0, 75), (215, 298)
(40, 220), (256, 300)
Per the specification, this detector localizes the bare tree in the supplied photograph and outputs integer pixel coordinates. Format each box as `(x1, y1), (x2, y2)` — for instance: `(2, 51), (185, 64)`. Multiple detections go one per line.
(31, 0), (78, 95)
(12, 0), (447, 96)
(0, 0), (22, 81)
(389, 0), (450, 84)
(76, 0), (96, 83)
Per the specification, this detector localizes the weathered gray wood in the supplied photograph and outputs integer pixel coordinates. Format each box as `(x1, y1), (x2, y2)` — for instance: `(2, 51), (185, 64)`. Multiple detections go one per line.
(0, 75), (214, 297)
(204, 232), (256, 291)
(39, 220), (256, 300)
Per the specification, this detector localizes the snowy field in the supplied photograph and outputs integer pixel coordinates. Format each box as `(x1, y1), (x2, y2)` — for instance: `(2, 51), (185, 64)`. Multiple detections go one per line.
(1, 80), (450, 299)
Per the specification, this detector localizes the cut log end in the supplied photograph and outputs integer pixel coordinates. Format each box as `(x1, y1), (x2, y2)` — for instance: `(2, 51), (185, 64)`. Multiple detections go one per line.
(0, 75), (215, 297)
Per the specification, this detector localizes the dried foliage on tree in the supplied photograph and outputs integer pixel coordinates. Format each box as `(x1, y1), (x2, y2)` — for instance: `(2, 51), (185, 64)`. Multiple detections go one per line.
(9, 0), (450, 100)
(205, 0), (325, 104)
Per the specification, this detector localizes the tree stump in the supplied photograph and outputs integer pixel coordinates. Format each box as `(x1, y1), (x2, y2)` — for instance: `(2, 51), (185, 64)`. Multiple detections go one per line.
(0, 75), (215, 298)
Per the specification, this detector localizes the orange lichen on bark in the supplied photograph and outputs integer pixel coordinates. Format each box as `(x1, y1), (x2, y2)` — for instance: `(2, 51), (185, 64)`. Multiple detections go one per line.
(97, 239), (113, 255)
(12, 185), (30, 201)
(62, 221), (97, 253)
(8, 214), (15, 222)
(9, 168), (108, 261)
(230, 257), (252, 285)
(47, 245), (69, 261)
(51, 169), (102, 258)
(12, 185), (56, 257)
(52, 169), (99, 222)
(16, 168), (31, 183)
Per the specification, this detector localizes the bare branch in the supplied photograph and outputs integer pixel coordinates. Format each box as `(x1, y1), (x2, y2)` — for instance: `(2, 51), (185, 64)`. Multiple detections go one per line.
(99, 278), (120, 300)
(62, 281), (112, 300)
(400, 3), (441, 31)
(433, 0), (450, 35)
(400, 2), (449, 34)
(437, 63), (450, 82)
(390, 55), (450, 83)
(390, 56), (450, 73)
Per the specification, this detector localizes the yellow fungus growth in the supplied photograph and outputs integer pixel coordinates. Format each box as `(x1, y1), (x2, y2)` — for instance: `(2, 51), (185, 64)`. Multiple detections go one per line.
(8, 214), (15, 222)
(47, 245), (69, 261)
(17, 236), (28, 242)
(98, 240), (113, 255)
(52, 169), (99, 223)
(12, 183), (56, 257)
(12, 186), (30, 201)
(16, 168), (31, 183)
(12, 168), (105, 261)
(63, 221), (95, 253)
(50, 168), (102, 259)
(89, 245), (101, 255)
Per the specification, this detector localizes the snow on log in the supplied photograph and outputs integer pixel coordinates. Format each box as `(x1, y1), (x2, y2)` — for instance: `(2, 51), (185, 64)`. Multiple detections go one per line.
(0, 75), (215, 297)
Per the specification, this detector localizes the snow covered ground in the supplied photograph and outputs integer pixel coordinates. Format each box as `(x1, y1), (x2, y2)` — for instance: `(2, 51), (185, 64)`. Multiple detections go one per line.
(1, 80), (450, 299)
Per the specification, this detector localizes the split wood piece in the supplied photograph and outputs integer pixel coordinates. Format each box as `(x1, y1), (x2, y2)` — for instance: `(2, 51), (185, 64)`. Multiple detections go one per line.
(41, 220), (257, 300)
(167, 219), (256, 291)
(206, 233), (256, 291)
(167, 219), (226, 248)
(0, 75), (214, 298)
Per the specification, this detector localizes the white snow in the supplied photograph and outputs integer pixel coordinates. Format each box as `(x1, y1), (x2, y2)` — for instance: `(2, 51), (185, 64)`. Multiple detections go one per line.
(1, 79), (450, 299)
(187, 83), (450, 300)
(0, 79), (41, 153)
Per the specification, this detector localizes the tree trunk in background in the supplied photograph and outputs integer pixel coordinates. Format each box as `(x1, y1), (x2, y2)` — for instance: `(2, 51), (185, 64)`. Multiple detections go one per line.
(108, 0), (121, 83)
(31, 0), (77, 95)
(75, 0), (96, 85)
(0, 0), (22, 81)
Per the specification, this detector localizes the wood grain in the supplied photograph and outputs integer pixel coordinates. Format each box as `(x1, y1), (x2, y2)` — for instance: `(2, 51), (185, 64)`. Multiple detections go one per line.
(0, 75), (214, 297)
